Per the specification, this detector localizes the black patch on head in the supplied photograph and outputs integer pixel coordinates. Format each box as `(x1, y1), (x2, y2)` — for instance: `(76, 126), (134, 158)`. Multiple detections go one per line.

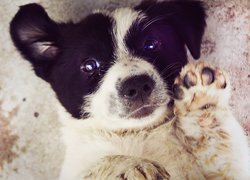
(126, 0), (206, 87)
(135, 0), (207, 59)
(10, 4), (115, 118)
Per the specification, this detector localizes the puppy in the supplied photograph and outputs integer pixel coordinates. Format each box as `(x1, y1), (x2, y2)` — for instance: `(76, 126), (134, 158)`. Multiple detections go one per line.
(10, 1), (250, 179)
(10, 0), (206, 119)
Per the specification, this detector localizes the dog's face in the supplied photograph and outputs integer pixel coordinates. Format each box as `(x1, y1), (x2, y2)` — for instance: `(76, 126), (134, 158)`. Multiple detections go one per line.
(10, 1), (206, 128)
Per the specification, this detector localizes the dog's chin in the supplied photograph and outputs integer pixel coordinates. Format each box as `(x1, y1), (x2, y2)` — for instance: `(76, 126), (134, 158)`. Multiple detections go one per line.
(129, 106), (155, 119)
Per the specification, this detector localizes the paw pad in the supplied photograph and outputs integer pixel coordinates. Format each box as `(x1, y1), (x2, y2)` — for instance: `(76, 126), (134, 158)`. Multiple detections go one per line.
(173, 61), (230, 113)
(201, 67), (214, 85)
(172, 62), (228, 105)
(183, 71), (197, 88)
(215, 70), (227, 89)
(173, 84), (184, 100)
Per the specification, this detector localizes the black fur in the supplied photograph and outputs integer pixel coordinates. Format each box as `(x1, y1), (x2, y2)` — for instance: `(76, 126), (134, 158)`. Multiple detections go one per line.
(10, 4), (114, 118)
(10, 1), (206, 119)
(135, 0), (207, 59)
(128, 0), (206, 86)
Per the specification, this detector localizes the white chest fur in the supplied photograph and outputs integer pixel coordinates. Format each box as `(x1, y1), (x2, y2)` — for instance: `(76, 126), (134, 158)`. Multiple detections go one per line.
(59, 118), (197, 180)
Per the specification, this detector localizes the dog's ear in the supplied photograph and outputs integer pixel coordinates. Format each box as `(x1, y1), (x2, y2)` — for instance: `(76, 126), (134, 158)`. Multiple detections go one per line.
(135, 0), (206, 59)
(10, 3), (60, 80)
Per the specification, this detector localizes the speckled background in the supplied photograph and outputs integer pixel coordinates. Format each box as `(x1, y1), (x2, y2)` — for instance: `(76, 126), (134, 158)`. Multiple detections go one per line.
(0, 0), (249, 179)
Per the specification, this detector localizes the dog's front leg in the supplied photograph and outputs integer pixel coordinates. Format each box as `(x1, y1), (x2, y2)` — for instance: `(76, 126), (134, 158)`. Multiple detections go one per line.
(84, 155), (170, 180)
(172, 61), (250, 179)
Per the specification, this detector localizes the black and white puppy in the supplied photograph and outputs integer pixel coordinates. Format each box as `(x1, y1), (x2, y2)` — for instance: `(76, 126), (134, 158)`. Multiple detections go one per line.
(11, 1), (250, 179)
(10, 0), (206, 121)
(10, 1), (211, 179)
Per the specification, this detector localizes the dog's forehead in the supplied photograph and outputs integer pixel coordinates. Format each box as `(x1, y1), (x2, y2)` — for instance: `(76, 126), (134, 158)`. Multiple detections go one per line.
(109, 8), (145, 53)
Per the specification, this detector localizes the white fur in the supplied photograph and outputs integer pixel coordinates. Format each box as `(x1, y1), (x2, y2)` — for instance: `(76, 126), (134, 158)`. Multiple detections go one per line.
(58, 111), (200, 180)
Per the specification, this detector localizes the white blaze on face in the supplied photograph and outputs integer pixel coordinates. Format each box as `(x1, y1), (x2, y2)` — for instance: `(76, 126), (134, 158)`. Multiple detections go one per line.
(112, 8), (144, 54)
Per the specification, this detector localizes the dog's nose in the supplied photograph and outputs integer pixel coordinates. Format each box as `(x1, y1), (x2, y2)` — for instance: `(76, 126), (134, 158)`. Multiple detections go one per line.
(119, 75), (155, 101)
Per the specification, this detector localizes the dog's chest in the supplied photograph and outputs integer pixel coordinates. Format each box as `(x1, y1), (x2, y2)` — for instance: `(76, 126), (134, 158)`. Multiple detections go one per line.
(66, 122), (172, 159)
(81, 123), (180, 164)
(63, 120), (197, 179)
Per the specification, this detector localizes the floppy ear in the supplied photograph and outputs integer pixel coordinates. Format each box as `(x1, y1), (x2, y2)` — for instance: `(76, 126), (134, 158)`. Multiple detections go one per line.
(135, 0), (207, 59)
(10, 3), (60, 80)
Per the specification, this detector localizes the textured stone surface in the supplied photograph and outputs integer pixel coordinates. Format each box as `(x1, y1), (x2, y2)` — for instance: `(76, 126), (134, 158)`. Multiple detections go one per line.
(0, 0), (249, 179)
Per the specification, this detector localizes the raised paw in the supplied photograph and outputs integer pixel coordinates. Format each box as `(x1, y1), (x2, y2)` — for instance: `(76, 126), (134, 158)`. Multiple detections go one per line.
(117, 161), (170, 180)
(173, 61), (230, 115)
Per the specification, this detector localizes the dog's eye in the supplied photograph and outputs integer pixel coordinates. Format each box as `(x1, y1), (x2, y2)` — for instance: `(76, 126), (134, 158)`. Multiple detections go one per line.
(80, 58), (100, 73)
(143, 39), (161, 52)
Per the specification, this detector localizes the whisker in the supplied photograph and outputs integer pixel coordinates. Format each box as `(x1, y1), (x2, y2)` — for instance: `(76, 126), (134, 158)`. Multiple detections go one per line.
(162, 67), (181, 79)
(161, 64), (179, 75)
(142, 15), (166, 31)
(141, 11), (178, 31)
(125, 102), (167, 119)
(160, 62), (183, 76)
(151, 55), (160, 66)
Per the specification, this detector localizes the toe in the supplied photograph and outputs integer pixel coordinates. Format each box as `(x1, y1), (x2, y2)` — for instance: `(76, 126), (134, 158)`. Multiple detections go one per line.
(201, 67), (215, 85)
(183, 71), (197, 88)
(215, 69), (227, 89)
(173, 84), (184, 100)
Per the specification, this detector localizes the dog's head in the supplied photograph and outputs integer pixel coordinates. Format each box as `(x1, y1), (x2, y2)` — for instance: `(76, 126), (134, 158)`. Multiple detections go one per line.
(10, 1), (206, 129)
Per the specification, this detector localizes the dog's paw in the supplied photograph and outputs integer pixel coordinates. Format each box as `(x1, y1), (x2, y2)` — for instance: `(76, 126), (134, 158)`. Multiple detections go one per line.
(173, 61), (230, 115)
(84, 156), (170, 180)
(117, 161), (170, 180)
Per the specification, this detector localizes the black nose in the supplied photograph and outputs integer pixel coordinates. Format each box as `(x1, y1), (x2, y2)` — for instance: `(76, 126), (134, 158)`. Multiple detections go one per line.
(119, 75), (155, 101)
